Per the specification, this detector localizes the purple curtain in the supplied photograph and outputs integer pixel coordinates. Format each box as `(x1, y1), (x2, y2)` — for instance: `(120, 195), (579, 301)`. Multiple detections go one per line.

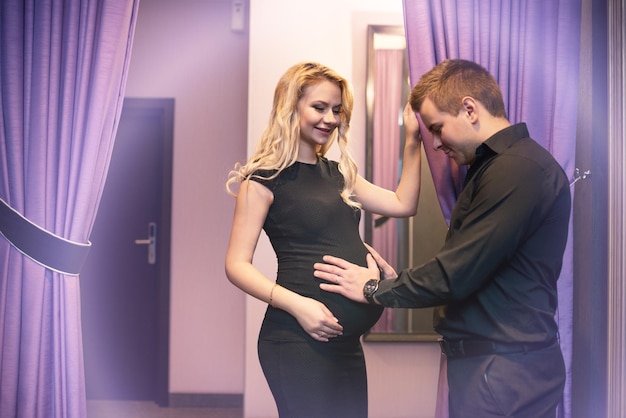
(370, 49), (404, 333)
(402, 1), (581, 417)
(0, 1), (139, 417)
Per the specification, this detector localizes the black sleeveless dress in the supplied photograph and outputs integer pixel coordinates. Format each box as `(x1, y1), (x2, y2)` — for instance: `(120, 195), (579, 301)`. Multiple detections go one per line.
(252, 158), (383, 418)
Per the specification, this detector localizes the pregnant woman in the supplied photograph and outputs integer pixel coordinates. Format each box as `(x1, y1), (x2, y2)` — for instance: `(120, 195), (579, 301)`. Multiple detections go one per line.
(225, 62), (421, 418)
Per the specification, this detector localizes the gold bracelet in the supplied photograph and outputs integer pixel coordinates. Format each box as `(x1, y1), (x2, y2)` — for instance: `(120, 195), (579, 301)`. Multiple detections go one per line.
(269, 283), (279, 307)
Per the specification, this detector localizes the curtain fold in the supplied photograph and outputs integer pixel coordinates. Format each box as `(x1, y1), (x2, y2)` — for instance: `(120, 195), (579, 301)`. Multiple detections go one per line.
(402, 1), (581, 417)
(0, 1), (140, 416)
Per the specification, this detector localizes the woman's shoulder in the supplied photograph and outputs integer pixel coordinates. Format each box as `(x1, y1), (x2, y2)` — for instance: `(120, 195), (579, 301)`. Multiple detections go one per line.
(249, 162), (301, 189)
(251, 167), (277, 177)
(248, 168), (279, 189)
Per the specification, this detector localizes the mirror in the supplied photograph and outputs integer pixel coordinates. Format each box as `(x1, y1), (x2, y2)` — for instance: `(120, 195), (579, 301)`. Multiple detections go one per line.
(363, 25), (447, 342)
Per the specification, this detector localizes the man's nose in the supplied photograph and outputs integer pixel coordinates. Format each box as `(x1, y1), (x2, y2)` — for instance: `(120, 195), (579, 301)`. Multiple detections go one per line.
(432, 136), (443, 151)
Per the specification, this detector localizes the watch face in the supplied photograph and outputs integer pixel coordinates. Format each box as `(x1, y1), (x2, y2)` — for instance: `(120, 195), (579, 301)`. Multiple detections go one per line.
(364, 279), (379, 296)
(364, 279), (379, 304)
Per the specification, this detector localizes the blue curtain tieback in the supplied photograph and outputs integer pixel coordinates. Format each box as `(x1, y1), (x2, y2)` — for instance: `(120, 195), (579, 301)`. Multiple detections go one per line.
(0, 197), (91, 275)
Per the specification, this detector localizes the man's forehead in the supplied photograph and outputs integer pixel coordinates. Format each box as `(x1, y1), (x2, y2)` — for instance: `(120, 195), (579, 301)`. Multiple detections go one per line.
(418, 98), (442, 125)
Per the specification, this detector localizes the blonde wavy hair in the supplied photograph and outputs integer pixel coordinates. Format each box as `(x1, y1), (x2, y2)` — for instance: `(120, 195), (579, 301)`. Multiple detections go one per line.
(226, 62), (360, 208)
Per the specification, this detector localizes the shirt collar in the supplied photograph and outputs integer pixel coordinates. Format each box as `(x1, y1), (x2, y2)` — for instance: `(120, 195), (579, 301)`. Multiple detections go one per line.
(480, 123), (530, 155)
(464, 123), (530, 188)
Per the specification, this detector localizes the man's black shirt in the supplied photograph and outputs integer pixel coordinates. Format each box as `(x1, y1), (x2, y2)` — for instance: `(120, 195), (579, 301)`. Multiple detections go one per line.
(375, 123), (571, 343)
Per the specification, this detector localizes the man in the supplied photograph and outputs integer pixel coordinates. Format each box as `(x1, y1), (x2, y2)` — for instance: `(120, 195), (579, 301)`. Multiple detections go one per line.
(313, 59), (571, 418)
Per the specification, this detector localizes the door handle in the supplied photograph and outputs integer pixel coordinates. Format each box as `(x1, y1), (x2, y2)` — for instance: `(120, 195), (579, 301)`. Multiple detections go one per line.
(134, 222), (157, 264)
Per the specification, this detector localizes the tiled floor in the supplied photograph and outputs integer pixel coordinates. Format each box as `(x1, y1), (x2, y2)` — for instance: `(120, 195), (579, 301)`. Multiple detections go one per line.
(86, 401), (243, 418)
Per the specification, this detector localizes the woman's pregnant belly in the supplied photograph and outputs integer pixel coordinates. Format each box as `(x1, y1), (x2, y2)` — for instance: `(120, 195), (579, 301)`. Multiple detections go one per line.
(275, 260), (383, 338)
(319, 289), (384, 337)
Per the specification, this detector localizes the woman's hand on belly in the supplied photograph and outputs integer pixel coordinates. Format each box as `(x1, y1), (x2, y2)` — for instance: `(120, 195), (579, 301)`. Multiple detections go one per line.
(286, 295), (344, 342)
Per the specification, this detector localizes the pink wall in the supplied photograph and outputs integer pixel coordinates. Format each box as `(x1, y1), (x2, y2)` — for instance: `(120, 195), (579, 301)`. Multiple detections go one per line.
(124, 0), (248, 394)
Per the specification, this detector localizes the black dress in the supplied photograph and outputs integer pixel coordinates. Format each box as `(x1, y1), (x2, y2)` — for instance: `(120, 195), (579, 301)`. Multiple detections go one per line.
(251, 158), (383, 418)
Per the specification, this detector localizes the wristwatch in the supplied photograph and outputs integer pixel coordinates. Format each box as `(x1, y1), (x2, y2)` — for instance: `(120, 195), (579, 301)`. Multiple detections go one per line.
(363, 278), (379, 304)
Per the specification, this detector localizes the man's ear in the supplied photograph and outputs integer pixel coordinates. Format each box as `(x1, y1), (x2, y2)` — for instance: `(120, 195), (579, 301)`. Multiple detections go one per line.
(461, 97), (479, 123)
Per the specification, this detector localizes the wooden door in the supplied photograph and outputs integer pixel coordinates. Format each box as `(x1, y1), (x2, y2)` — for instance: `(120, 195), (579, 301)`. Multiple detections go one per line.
(80, 98), (173, 406)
